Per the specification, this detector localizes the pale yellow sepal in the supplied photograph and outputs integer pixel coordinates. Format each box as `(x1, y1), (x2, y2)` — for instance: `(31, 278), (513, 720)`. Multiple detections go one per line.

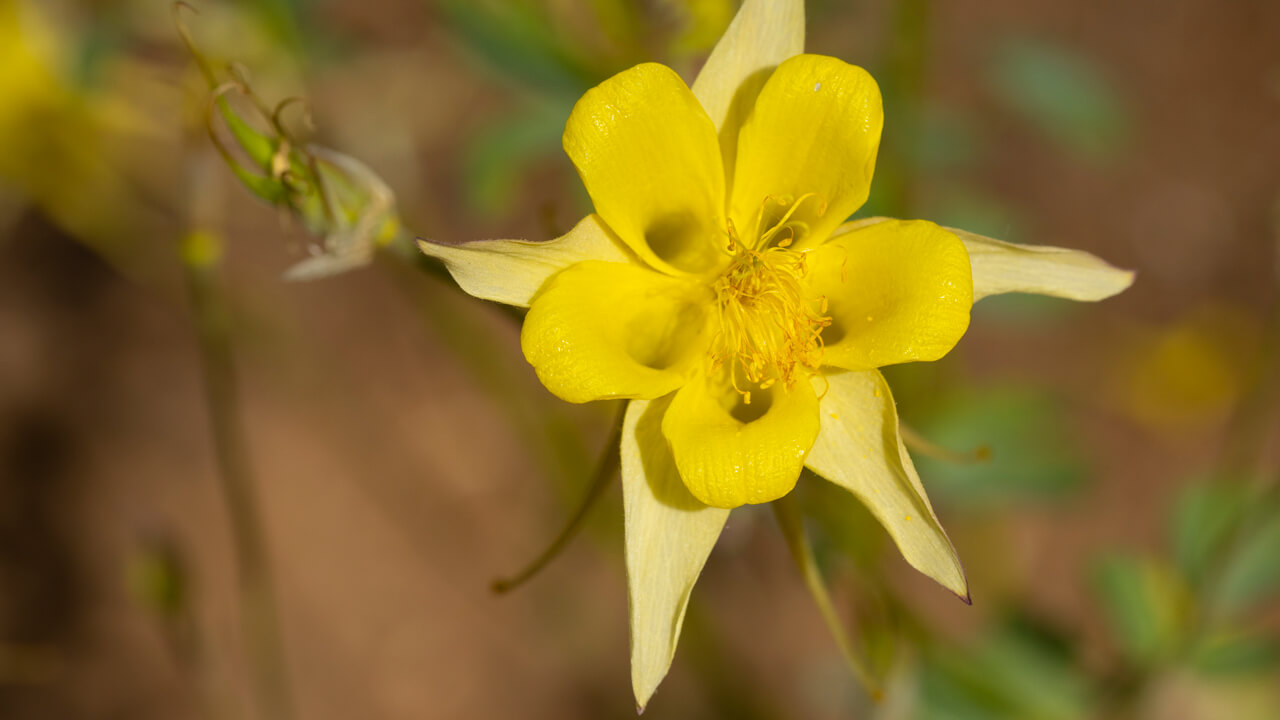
(948, 227), (1136, 302)
(417, 214), (633, 308)
(809, 218), (973, 371)
(805, 370), (969, 600)
(729, 54), (883, 248)
(690, 0), (804, 188)
(691, 0), (804, 129)
(663, 372), (820, 508)
(521, 261), (711, 404)
(563, 63), (727, 275)
(622, 397), (730, 712)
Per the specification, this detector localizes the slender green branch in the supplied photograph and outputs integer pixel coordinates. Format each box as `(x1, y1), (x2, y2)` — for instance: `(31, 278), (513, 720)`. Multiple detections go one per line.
(183, 139), (295, 719)
(773, 493), (882, 701)
(492, 401), (625, 594)
(900, 422), (991, 465)
(182, 225), (295, 720)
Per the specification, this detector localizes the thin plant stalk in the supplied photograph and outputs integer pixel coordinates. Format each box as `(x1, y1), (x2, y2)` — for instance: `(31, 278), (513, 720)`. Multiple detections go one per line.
(773, 493), (883, 702)
(183, 145), (295, 719)
(492, 401), (625, 594)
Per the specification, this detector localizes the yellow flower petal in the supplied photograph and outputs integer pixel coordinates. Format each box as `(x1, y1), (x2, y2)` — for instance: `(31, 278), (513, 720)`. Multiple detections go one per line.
(809, 218), (973, 370)
(417, 214), (632, 308)
(662, 371), (820, 508)
(521, 261), (711, 404)
(948, 227), (1136, 302)
(729, 54), (883, 248)
(563, 63), (727, 274)
(622, 396), (730, 712)
(806, 370), (968, 600)
(690, 0), (804, 189)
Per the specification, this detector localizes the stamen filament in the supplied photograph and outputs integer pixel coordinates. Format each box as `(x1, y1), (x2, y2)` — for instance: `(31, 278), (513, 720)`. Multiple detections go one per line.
(710, 195), (834, 403)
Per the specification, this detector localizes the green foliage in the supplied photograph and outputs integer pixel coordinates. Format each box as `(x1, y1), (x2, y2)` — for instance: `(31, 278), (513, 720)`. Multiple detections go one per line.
(1171, 482), (1250, 589)
(918, 616), (1094, 720)
(1214, 503), (1280, 615)
(463, 101), (569, 214)
(1169, 480), (1280, 616)
(912, 386), (1087, 509)
(901, 105), (981, 173)
(439, 0), (602, 102)
(988, 36), (1128, 160)
(1091, 553), (1188, 667)
(1191, 630), (1280, 678)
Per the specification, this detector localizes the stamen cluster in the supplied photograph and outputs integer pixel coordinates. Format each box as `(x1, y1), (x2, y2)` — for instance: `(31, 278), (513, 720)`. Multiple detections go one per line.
(709, 196), (831, 403)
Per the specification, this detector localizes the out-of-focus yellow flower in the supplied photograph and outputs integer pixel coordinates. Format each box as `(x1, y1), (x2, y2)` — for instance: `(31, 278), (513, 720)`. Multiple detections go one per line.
(0, 0), (174, 272)
(421, 0), (1132, 708)
(1118, 305), (1260, 430)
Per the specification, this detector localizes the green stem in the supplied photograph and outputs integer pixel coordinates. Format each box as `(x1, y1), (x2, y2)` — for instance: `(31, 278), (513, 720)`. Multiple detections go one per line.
(492, 402), (625, 594)
(899, 422), (991, 465)
(183, 151), (295, 720)
(773, 493), (882, 701)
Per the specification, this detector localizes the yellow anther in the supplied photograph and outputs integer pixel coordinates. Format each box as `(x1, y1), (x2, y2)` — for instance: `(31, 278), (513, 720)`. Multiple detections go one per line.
(709, 194), (833, 403)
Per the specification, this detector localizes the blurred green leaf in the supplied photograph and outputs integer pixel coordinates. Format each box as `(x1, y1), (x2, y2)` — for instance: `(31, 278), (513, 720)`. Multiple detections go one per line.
(988, 36), (1128, 160)
(918, 615), (1094, 720)
(904, 105), (981, 172)
(1091, 553), (1188, 667)
(1215, 504), (1280, 615)
(1171, 481), (1248, 589)
(440, 0), (601, 102)
(1191, 630), (1280, 678)
(912, 386), (1086, 509)
(244, 0), (311, 56)
(463, 101), (569, 214)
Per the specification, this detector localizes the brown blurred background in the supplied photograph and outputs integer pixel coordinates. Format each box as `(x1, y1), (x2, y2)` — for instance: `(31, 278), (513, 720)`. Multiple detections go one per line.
(1, 0), (1278, 718)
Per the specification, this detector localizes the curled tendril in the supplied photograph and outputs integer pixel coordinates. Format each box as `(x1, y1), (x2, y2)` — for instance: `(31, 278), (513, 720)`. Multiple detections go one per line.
(173, 2), (217, 86)
(175, 1), (400, 280)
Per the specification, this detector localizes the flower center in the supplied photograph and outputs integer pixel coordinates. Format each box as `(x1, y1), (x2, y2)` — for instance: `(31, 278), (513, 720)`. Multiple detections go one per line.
(708, 195), (831, 404)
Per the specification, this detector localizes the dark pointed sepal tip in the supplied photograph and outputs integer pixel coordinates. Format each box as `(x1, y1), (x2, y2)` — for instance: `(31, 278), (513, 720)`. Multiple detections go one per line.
(635, 703), (646, 716)
(956, 590), (973, 606)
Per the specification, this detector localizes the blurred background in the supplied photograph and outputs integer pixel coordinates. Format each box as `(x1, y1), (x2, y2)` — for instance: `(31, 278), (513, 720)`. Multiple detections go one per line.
(1, 0), (1278, 718)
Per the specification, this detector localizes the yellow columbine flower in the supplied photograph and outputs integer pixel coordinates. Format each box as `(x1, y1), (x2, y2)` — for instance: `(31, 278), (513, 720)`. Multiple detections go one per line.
(421, 0), (1132, 709)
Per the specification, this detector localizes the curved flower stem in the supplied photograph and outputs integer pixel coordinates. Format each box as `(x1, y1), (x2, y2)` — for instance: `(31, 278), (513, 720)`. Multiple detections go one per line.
(899, 423), (991, 465)
(773, 493), (883, 702)
(492, 401), (626, 594)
